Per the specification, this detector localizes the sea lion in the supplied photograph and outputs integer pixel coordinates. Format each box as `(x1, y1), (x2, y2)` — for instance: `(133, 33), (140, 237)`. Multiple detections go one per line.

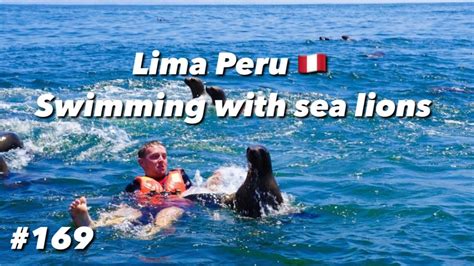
(227, 145), (283, 217)
(341, 35), (350, 41)
(0, 132), (23, 152)
(205, 86), (226, 104)
(0, 132), (23, 178)
(184, 77), (226, 104)
(185, 145), (283, 218)
(0, 156), (8, 177)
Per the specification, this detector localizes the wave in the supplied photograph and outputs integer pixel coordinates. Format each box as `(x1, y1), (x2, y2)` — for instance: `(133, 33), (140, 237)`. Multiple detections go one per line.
(0, 118), (136, 167)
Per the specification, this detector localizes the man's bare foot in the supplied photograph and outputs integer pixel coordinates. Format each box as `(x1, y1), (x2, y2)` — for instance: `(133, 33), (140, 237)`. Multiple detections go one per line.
(69, 196), (93, 227)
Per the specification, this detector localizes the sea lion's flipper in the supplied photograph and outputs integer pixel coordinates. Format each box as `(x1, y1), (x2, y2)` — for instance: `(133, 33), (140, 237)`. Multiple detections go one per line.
(184, 77), (205, 98)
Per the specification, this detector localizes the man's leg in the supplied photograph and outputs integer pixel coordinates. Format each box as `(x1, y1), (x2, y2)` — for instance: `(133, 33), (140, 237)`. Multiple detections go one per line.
(69, 196), (141, 228)
(154, 206), (184, 227)
(143, 206), (184, 237)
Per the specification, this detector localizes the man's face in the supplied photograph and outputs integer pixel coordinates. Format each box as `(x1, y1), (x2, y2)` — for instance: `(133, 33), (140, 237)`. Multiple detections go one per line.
(138, 145), (168, 179)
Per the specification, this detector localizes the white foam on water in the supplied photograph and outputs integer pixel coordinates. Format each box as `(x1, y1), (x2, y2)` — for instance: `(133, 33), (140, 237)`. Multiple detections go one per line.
(260, 192), (302, 218)
(86, 79), (196, 102)
(76, 126), (136, 161)
(0, 79), (206, 169)
(184, 165), (247, 196)
(1, 118), (84, 136)
(2, 147), (34, 170)
(444, 119), (466, 126)
(0, 87), (46, 116)
(0, 87), (45, 98)
(1, 118), (136, 166)
(193, 170), (203, 186)
(211, 166), (248, 193)
(0, 102), (20, 109)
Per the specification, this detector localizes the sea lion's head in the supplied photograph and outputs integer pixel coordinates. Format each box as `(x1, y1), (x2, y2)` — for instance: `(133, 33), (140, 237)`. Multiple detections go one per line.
(0, 132), (23, 178)
(246, 145), (273, 181)
(0, 132), (23, 152)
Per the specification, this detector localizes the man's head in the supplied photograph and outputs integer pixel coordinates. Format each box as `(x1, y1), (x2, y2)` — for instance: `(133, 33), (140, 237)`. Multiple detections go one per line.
(138, 141), (168, 180)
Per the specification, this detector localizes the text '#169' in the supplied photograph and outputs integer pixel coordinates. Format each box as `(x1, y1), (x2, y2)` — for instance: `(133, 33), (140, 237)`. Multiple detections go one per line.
(10, 227), (94, 251)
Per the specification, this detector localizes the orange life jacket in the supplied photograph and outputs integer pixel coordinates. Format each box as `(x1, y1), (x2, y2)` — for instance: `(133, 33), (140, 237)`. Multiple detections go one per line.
(134, 170), (188, 206)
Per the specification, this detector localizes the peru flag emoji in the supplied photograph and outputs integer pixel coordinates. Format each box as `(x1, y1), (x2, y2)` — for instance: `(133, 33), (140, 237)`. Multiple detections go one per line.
(298, 53), (327, 73)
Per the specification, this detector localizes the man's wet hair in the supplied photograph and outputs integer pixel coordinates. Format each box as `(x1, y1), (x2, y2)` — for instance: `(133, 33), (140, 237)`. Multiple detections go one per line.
(138, 140), (165, 158)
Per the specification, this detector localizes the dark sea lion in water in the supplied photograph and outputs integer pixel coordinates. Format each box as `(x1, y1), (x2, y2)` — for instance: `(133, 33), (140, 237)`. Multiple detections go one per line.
(206, 86), (226, 105)
(227, 145), (283, 217)
(0, 132), (23, 177)
(185, 145), (283, 218)
(0, 132), (23, 152)
(184, 77), (226, 104)
(341, 35), (350, 41)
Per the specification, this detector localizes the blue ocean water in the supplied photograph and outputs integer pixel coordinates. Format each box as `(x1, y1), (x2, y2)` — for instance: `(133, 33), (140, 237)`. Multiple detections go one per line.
(0, 3), (473, 264)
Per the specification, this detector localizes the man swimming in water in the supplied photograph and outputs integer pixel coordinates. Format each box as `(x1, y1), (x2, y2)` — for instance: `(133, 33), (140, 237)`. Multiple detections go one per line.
(69, 141), (203, 235)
